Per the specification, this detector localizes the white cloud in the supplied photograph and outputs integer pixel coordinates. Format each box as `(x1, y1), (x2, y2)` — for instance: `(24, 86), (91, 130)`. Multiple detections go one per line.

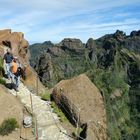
(0, 0), (140, 43)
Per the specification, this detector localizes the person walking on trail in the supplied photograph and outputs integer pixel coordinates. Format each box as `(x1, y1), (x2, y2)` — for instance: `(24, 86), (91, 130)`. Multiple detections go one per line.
(10, 57), (22, 91)
(3, 48), (13, 79)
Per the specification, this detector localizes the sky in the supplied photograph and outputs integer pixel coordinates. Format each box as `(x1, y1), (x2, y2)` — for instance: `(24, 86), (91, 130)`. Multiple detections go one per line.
(0, 0), (140, 44)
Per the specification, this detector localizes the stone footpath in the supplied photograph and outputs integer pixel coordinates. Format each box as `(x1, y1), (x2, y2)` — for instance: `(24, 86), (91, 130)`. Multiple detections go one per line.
(6, 80), (72, 140)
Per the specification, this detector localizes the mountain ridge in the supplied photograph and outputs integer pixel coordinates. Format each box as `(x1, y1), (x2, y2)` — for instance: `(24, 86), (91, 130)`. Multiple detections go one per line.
(29, 29), (140, 140)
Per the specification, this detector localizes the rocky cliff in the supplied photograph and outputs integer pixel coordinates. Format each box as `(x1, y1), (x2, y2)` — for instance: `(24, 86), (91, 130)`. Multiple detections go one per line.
(30, 38), (87, 87)
(0, 29), (45, 94)
(30, 29), (140, 139)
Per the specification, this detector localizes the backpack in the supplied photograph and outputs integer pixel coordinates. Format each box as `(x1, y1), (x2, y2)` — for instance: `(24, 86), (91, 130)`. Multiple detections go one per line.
(14, 67), (23, 77)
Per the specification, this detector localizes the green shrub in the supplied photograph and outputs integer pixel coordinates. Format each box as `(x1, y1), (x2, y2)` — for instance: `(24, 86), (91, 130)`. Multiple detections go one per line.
(0, 57), (3, 76)
(0, 118), (19, 136)
(51, 102), (68, 122)
(41, 92), (51, 101)
(0, 78), (6, 85)
(72, 127), (83, 138)
(0, 57), (3, 70)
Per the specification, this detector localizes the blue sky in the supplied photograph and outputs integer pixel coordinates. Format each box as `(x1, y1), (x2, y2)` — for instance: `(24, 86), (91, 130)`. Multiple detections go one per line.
(0, 0), (140, 44)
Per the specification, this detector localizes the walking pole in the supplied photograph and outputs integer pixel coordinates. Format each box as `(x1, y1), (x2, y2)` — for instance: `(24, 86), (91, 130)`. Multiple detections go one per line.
(76, 108), (80, 139)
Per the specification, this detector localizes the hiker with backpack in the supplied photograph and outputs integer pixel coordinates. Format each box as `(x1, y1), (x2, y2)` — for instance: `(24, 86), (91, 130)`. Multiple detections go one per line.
(10, 56), (22, 91)
(3, 48), (13, 79)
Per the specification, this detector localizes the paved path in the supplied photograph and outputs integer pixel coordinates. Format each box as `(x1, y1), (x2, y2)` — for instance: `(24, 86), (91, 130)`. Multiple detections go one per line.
(6, 80), (72, 140)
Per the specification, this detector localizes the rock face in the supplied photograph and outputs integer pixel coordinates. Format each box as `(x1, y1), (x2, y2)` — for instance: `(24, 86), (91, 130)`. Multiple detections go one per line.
(60, 38), (85, 54)
(130, 30), (140, 37)
(52, 74), (107, 140)
(0, 29), (45, 94)
(30, 38), (87, 87)
(86, 38), (97, 62)
(0, 85), (23, 125)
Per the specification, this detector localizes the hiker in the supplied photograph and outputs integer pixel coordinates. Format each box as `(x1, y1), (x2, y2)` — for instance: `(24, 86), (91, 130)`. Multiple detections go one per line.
(10, 57), (22, 91)
(3, 48), (13, 79)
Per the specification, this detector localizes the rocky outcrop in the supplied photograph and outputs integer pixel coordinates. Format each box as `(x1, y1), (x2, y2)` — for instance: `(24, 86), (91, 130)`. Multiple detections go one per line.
(47, 46), (66, 57)
(37, 54), (54, 86)
(113, 30), (126, 43)
(29, 41), (54, 62)
(86, 38), (97, 62)
(130, 30), (140, 37)
(52, 74), (107, 140)
(124, 34), (140, 53)
(0, 29), (45, 94)
(86, 38), (96, 50)
(60, 38), (85, 54)
(31, 38), (88, 87)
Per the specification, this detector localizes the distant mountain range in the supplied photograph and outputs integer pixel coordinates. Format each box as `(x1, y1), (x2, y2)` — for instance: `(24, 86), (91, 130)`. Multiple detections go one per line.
(29, 30), (140, 140)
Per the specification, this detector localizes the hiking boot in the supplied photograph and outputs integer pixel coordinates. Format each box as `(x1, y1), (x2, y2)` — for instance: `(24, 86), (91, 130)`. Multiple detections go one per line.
(15, 88), (19, 92)
(4, 74), (8, 79)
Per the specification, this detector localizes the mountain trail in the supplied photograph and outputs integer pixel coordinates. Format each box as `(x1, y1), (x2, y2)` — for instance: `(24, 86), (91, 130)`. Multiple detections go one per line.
(3, 47), (72, 140)
(5, 79), (72, 140)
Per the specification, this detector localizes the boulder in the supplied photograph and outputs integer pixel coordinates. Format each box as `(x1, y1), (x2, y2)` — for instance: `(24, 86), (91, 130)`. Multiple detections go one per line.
(52, 74), (107, 140)
(23, 116), (32, 128)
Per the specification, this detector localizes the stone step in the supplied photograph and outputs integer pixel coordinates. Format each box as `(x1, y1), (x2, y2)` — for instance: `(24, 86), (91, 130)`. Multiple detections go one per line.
(38, 125), (70, 140)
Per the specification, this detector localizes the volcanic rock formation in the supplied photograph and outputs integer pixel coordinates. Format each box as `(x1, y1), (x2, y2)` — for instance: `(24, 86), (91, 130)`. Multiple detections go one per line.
(0, 29), (45, 94)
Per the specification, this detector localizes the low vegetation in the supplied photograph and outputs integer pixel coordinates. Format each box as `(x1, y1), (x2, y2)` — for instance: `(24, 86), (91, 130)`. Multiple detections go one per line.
(0, 57), (3, 77)
(51, 101), (68, 122)
(0, 77), (6, 85)
(0, 118), (19, 136)
(40, 91), (68, 122)
(41, 91), (51, 101)
(0, 57), (6, 85)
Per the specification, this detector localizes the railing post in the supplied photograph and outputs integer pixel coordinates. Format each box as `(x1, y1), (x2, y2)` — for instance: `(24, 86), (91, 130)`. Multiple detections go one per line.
(36, 75), (39, 95)
(30, 92), (33, 114)
(35, 116), (38, 140)
(75, 108), (80, 139)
